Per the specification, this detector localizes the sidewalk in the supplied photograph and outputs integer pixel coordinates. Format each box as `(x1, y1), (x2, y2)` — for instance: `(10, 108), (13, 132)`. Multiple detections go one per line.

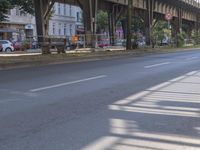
(0, 46), (125, 57)
(0, 46), (199, 70)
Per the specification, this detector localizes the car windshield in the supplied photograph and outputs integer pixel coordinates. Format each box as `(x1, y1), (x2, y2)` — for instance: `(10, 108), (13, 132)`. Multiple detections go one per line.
(0, 41), (7, 44)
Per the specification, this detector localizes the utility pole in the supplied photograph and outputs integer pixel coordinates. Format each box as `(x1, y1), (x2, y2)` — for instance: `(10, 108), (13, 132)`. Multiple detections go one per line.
(126, 0), (133, 50)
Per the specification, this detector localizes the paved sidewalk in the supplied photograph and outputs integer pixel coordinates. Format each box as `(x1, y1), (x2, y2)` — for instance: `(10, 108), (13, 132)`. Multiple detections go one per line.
(0, 46), (126, 57)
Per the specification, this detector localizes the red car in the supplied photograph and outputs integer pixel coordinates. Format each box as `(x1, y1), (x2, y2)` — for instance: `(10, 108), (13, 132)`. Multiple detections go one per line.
(98, 40), (111, 48)
(0, 43), (2, 51)
(13, 42), (23, 51)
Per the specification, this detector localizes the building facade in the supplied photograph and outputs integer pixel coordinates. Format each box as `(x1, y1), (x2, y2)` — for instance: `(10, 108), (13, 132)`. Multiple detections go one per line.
(49, 3), (83, 37)
(0, 7), (36, 41)
(0, 3), (83, 41)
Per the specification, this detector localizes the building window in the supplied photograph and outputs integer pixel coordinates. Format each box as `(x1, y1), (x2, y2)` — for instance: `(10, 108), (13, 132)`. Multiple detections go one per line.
(70, 24), (73, 35)
(58, 23), (61, 35)
(53, 23), (56, 35)
(77, 12), (80, 22)
(16, 8), (20, 16)
(64, 24), (67, 35)
(64, 4), (66, 16)
(69, 5), (72, 16)
(20, 11), (26, 16)
(58, 3), (61, 15)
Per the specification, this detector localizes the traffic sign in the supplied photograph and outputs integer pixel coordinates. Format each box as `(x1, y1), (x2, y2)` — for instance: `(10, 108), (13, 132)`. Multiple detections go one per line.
(165, 12), (173, 21)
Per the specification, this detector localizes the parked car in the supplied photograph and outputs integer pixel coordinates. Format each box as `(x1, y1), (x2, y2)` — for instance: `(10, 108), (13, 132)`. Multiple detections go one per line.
(0, 40), (14, 52)
(77, 40), (84, 48)
(0, 44), (2, 50)
(137, 40), (146, 47)
(13, 42), (23, 51)
(98, 40), (111, 48)
(115, 39), (126, 46)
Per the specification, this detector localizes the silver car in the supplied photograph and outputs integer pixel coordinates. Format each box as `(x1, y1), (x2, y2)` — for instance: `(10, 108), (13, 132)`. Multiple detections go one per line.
(0, 40), (15, 52)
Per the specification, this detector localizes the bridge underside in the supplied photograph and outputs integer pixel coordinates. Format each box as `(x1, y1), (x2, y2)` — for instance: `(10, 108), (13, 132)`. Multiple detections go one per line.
(33, 0), (200, 53)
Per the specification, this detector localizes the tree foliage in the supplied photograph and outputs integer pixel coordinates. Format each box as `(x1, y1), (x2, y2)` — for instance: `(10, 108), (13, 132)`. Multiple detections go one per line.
(10, 0), (34, 14)
(0, 0), (11, 21)
(96, 10), (108, 32)
(152, 20), (169, 45)
(0, 0), (34, 21)
(132, 16), (145, 33)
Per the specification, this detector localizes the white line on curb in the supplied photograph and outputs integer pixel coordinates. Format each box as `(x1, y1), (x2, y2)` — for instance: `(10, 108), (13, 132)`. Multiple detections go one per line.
(30, 75), (107, 92)
(144, 62), (171, 69)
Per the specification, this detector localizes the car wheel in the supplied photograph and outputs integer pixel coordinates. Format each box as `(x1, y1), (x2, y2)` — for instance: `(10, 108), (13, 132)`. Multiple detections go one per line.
(5, 48), (12, 52)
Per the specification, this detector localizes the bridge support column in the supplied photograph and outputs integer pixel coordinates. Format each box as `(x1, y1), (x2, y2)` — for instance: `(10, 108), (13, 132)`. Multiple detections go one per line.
(177, 8), (182, 34)
(171, 7), (183, 47)
(82, 0), (98, 48)
(108, 6), (117, 46)
(83, 8), (92, 46)
(176, 8), (182, 47)
(108, 12), (113, 45)
(108, 5), (125, 46)
(195, 15), (200, 44)
(126, 0), (133, 50)
(145, 0), (154, 46)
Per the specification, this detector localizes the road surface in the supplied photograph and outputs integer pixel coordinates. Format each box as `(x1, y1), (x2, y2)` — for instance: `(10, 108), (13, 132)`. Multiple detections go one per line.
(0, 50), (200, 150)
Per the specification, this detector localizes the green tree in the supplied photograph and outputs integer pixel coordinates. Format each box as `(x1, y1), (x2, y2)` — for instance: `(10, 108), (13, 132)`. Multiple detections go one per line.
(177, 32), (185, 47)
(10, 0), (34, 14)
(132, 16), (145, 33)
(0, 0), (34, 21)
(152, 20), (169, 47)
(0, 0), (11, 21)
(96, 10), (108, 32)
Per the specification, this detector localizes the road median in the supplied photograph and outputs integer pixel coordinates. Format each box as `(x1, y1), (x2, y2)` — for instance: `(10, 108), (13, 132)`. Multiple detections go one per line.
(0, 47), (199, 70)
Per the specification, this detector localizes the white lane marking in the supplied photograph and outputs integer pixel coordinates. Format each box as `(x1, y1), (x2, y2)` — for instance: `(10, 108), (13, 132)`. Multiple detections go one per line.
(186, 57), (198, 60)
(30, 75), (107, 92)
(144, 62), (171, 69)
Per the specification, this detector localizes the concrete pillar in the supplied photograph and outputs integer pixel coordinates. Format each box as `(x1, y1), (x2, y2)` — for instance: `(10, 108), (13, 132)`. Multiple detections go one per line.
(108, 12), (113, 45)
(176, 7), (182, 47)
(126, 0), (133, 50)
(82, 0), (98, 48)
(145, 0), (154, 46)
(108, 6), (116, 46)
(83, 8), (93, 46)
(177, 8), (182, 34)
(195, 15), (200, 44)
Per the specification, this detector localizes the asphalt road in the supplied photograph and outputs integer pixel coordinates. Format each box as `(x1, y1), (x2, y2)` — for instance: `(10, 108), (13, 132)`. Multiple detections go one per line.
(1, 50), (200, 150)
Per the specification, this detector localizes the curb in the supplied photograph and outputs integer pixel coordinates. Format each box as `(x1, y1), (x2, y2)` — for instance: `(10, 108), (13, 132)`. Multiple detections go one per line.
(0, 48), (200, 70)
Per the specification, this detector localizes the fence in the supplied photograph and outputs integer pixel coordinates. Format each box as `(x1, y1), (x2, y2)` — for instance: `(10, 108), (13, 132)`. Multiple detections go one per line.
(11, 33), (198, 52)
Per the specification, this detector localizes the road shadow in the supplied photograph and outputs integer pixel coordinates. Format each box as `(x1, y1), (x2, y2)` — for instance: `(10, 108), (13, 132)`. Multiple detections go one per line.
(83, 70), (200, 150)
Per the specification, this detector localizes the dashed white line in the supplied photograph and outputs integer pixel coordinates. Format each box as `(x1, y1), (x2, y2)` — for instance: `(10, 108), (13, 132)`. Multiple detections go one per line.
(30, 75), (107, 92)
(144, 62), (171, 69)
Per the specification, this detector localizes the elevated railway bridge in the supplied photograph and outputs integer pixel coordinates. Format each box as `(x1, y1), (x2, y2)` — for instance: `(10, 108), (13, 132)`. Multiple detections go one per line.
(33, 0), (200, 53)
